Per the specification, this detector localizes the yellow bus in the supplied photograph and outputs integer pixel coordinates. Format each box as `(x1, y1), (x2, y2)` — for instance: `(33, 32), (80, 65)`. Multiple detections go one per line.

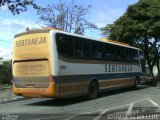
(12, 28), (146, 99)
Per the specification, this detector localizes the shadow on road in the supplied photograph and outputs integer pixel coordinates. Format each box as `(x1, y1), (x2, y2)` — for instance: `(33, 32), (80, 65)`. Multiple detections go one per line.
(26, 85), (152, 107)
(26, 96), (88, 106)
(97, 84), (151, 98)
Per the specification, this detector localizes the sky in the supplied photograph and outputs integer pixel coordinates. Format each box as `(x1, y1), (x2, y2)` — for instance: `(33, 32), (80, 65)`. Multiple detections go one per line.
(0, 0), (138, 59)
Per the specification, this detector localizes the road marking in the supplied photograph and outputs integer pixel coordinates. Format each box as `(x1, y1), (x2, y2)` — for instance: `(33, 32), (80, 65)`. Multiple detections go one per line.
(86, 98), (147, 120)
(92, 109), (109, 120)
(5, 97), (146, 120)
(131, 98), (147, 104)
(63, 115), (78, 120)
(92, 104), (131, 120)
(147, 97), (160, 108)
(126, 103), (134, 115)
(120, 103), (134, 120)
(81, 98), (147, 116)
(146, 94), (160, 99)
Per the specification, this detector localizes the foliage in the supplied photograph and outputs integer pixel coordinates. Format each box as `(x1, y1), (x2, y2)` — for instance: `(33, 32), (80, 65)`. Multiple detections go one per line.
(101, 24), (114, 38)
(0, 0), (39, 14)
(0, 60), (12, 84)
(101, 0), (160, 80)
(37, 0), (97, 34)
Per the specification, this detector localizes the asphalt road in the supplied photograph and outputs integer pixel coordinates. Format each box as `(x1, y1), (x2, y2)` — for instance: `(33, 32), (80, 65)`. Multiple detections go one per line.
(0, 88), (23, 103)
(0, 85), (160, 120)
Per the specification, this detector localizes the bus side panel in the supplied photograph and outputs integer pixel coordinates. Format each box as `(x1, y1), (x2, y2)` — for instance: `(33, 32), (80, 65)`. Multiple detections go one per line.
(57, 59), (141, 97)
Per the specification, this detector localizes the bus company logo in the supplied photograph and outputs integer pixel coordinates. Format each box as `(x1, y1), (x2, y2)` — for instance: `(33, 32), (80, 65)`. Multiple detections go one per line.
(15, 37), (47, 47)
(105, 64), (133, 73)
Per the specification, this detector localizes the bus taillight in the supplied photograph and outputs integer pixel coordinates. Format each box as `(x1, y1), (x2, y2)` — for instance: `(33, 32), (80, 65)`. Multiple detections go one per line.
(49, 75), (55, 82)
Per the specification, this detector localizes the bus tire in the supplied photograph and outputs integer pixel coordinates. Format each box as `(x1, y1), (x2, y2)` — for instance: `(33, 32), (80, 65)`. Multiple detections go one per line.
(156, 81), (160, 88)
(87, 80), (98, 99)
(134, 78), (139, 89)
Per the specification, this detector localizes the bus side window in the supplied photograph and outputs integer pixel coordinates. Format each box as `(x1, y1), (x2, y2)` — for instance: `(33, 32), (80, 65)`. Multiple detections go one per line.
(110, 44), (115, 61)
(95, 42), (103, 59)
(56, 34), (73, 57)
(115, 46), (121, 61)
(74, 37), (84, 58)
(91, 41), (97, 59)
(91, 41), (103, 59)
(120, 48), (128, 61)
(127, 49), (132, 62)
(104, 44), (111, 60)
(139, 51), (146, 73)
(101, 44), (106, 59)
(133, 50), (139, 62)
(83, 39), (91, 59)
(98, 42), (104, 59)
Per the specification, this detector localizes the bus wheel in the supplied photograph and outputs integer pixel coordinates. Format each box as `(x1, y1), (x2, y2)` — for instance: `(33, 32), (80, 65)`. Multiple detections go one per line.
(88, 81), (98, 99)
(156, 81), (160, 88)
(134, 78), (139, 89)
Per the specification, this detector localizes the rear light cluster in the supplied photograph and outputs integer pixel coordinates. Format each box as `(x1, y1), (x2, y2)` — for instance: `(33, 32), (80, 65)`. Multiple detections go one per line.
(49, 75), (55, 82)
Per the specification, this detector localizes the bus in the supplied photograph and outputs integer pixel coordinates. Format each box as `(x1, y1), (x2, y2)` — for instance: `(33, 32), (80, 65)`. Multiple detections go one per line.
(12, 28), (146, 99)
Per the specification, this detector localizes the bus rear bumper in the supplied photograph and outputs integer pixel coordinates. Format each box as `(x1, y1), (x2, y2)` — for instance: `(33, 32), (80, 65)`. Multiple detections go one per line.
(12, 82), (57, 98)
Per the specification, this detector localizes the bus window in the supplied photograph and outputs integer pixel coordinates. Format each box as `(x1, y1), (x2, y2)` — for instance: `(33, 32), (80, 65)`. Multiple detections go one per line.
(95, 42), (104, 59)
(91, 41), (97, 59)
(115, 46), (122, 61)
(91, 41), (103, 59)
(98, 42), (104, 59)
(74, 37), (83, 58)
(83, 39), (91, 59)
(127, 48), (132, 62)
(101, 43), (106, 60)
(139, 51), (146, 73)
(121, 47), (127, 61)
(104, 43), (111, 60)
(133, 50), (139, 62)
(56, 34), (73, 57)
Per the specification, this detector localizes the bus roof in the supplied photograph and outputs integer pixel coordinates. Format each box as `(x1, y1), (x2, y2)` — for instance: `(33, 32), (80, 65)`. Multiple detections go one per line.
(99, 38), (129, 46)
(14, 28), (141, 51)
(14, 28), (61, 38)
(51, 29), (141, 51)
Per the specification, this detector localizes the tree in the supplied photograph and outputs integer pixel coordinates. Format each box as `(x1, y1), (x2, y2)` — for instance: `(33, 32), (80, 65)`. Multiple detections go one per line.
(0, 0), (39, 14)
(37, 0), (97, 34)
(0, 60), (12, 84)
(101, 0), (160, 81)
(101, 24), (114, 38)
